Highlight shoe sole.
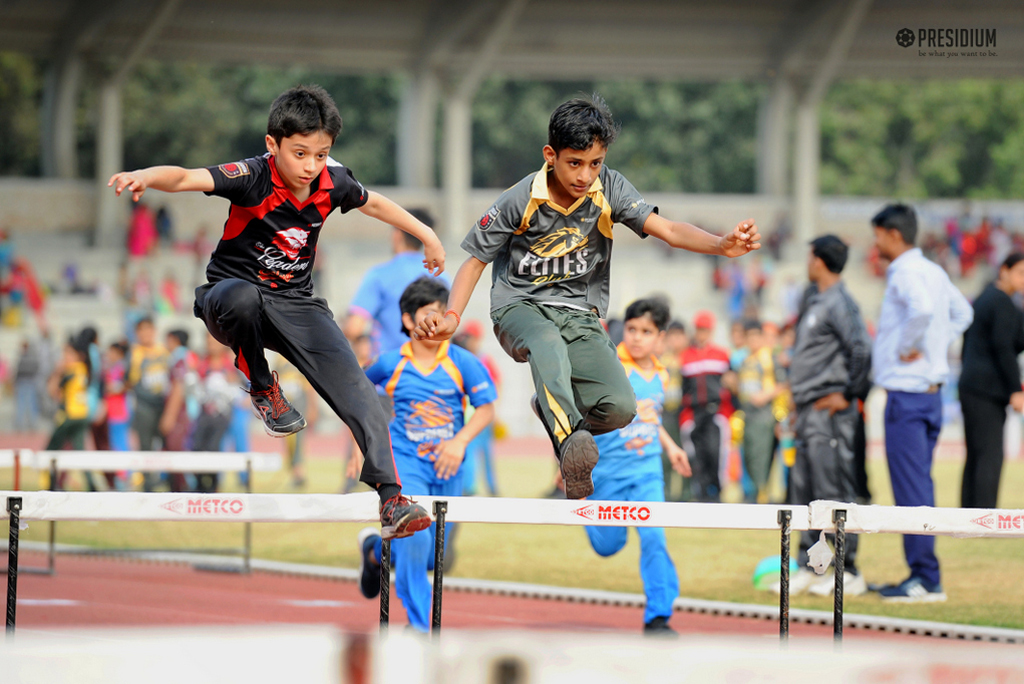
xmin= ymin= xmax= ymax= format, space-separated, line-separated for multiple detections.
xmin=381 ymin=509 xmax=432 ymax=540
xmin=560 ymin=430 xmax=598 ymax=500
xmin=880 ymin=592 xmax=947 ymax=603
xmin=257 ymin=414 xmax=307 ymax=438
xmin=356 ymin=527 xmax=381 ymax=599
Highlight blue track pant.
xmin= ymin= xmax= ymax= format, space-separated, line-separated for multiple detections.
xmin=585 ymin=474 xmax=679 ymax=624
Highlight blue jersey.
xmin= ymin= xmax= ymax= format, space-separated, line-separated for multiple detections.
xmin=366 ymin=341 xmax=497 ymax=483
xmin=593 ymin=344 xmax=668 ymax=483
xmin=350 ymin=252 xmax=451 ymax=355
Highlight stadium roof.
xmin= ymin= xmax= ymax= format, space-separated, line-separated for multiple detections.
xmin=3 ymin=0 xmax=1022 ymax=80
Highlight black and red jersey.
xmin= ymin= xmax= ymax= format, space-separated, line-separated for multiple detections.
xmin=204 ymin=154 xmax=368 ymax=295
xmin=681 ymin=343 xmax=731 ymax=413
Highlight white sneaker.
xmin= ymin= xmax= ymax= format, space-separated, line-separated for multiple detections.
xmin=771 ymin=568 xmax=823 ymax=595
xmin=808 ymin=571 xmax=868 ymax=597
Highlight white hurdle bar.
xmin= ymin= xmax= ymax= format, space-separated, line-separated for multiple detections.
xmin=3 ymin=492 xmax=1022 ymax=640
xmin=4 ymin=451 xmax=282 ymax=577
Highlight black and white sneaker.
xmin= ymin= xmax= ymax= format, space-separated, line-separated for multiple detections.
xmin=248 ymin=371 xmax=306 ymax=437
xmin=559 ymin=429 xmax=599 ymax=500
xmin=357 ymin=527 xmax=382 ymax=599
xmin=380 ymin=494 xmax=431 ymax=540
xmin=643 ymin=616 xmax=678 ymax=637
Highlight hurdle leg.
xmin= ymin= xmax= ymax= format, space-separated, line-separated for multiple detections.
xmin=379 ymin=538 xmax=391 ymax=633
xmin=243 ymin=459 xmax=253 ymax=574
xmin=47 ymin=459 xmax=57 ymax=575
xmin=7 ymin=496 xmax=22 ymax=636
xmin=777 ymin=509 xmax=791 ymax=643
xmin=431 ymin=500 xmax=448 ymax=637
xmin=833 ymin=509 xmax=846 ymax=644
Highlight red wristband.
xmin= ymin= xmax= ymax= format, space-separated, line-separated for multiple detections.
xmin=444 ymin=309 xmax=461 ymax=328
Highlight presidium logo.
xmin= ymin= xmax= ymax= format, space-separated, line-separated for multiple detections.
xmin=895 ymin=27 xmax=997 ymax=54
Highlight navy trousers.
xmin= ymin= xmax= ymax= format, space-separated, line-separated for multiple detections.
xmin=883 ymin=390 xmax=942 ymax=586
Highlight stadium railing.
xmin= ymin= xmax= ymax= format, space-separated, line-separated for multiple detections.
xmin=3 ymin=489 xmax=1021 ymax=640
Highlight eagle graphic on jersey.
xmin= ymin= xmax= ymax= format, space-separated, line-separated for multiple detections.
xmin=530 ymin=226 xmax=589 ymax=259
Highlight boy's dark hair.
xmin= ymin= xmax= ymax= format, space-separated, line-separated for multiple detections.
xmin=743 ymin=318 xmax=763 ymax=333
xmin=548 ymin=94 xmax=620 ymax=153
xmin=167 ymin=329 xmax=189 ymax=348
xmin=623 ymin=298 xmax=670 ymax=331
xmin=1002 ymin=252 xmax=1024 ymax=271
xmin=810 ymin=235 xmax=849 ymax=274
xmin=268 ymin=84 xmax=343 ymax=145
xmin=135 ymin=317 xmax=154 ymax=330
xmin=397 ymin=208 xmax=435 ymax=251
xmin=871 ymin=203 xmax=917 ymax=246
xmin=667 ymin=320 xmax=686 ymax=334
xmin=399 ymin=277 xmax=450 ymax=337
xmin=109 ymin=341 xmax=128 ymax=356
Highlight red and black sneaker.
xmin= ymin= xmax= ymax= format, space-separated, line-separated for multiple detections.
xmin=380 ymin=494 xmax=431 ymax=540
xmin=248 ymin=371 xmax=306 ymax=437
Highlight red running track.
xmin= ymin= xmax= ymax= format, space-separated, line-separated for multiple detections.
xmin=6 ymin=550 xmax=1006 ymax=650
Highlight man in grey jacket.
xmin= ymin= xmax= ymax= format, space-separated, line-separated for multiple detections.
xmin=785 ymin=235 xmax=872 ymax=596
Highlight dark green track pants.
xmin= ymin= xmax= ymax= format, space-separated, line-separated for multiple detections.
xmin=492 ymin=301 xmax=636 ymax=446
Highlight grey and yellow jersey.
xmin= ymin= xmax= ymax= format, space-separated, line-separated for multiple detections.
xmin=461 ymin=164 xmax=657 ymax=317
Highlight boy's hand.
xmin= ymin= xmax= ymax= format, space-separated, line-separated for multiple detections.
xmin=412 ymin=311 xmax=458 ymax=341
xmin=666 ymin=443 xmax=692 ymax=477
xmin=719 ymin=219 xmax=761 ymax=258
xmin=346 ymin=449 xmax=363 ymax=481
xmin=431 ymin=438 xmax=466 ymax=480
xmin=109 ymin=171 xmax=148 ymax=202
xmin=422 ymin=237 xmax=446 ymax=276
xmin=813 ymin=392 xmax=850 ymax=416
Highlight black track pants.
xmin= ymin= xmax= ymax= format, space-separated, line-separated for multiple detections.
xmin=195 ymin=279 xmax=399 ymax=487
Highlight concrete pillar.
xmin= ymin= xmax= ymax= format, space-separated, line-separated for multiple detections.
xmin=792 ymin=97 xmax=821 ymax=243
xmin=397 ymin=71 xmax=440 ymax=188
xmin=756 ymin=78 xmax=793 ymax=196
xmin=442 ymin=93 xmax=473 ymax=238
xmin=95 ymin=82 xmax=126 ymax=248
xmin=41 ymin=56 xmax=83 ymax=178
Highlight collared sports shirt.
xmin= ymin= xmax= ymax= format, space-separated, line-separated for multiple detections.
xmin=461 ymin=164 xmax=656 ymax=317
xmin=365 ymin=341 xmax=497 ymax=483
xmin=593 ymin=343 xmax=668 ymax=482
xmin=204 ymin=154 xmax=368 ymax=294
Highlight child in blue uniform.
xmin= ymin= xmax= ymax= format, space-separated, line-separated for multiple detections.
xmin=587 ymin=298 xmax=691 ymax=635
xmin=356 ymin=277 xmax=497 ymax=632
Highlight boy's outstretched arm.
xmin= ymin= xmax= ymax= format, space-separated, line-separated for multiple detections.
xmin=108 ymin=166 xmax=215 ymax=202
xmin=643 ymin=214 xmax=760 ymax=258
xmin=413 ymin=256 xmax=487 ymax=341
xmin=359 ymin=191 xmax=445 ymax=276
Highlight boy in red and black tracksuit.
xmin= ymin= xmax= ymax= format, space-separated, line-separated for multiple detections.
xmin=109 ymin=85 xmax=440 ymax=538
xmin=681 ymin=310 xmax=731 ymax=502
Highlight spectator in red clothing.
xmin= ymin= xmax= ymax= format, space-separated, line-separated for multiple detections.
xmin=127 ymin=203 xmax=158 ymax=258
xmin=680 ymin=310 xmax=732 ymax=502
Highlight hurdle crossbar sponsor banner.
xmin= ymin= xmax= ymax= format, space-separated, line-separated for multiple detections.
xmin=27 ymin=450 xmax=282 ymax=473
xmin=809 ymin=500 xmax=1024 ymax=538
xmin=2 ymin=491 xmax=809 ymax=530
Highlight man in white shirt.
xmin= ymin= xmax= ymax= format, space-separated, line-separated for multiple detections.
xmin=871 ymin=204 xmax=973 ymax=603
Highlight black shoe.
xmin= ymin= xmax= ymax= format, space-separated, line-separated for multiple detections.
xmin=357 ymin=527 xmax=381 ymax=599
xmin=643 ymin=616 xmax=678 ymax=637
xmin=248 ymin=371 xmax=306 ymax=437
xmin=380 ymin=494 xmax=432 ymax=540
xmin=530 ymin=394 xmax=560 ymax=457
xmin=559 ymin=429 xmax=599 ymax=500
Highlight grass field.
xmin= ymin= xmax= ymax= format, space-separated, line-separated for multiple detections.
xmin=4 ymin=452 xmax=1023 ymax=630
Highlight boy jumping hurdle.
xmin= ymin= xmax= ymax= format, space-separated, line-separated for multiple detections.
xmin=415 ymin=94 xmax=759 ymax=499
xmin=109 ymin=85 xmax=440 ymax=537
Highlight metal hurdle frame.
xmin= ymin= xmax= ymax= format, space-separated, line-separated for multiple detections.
xmin=12 ymin=451 xmax=280 ymax=575
xmin=6 ymin=493 xmax=1022 ymax=640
